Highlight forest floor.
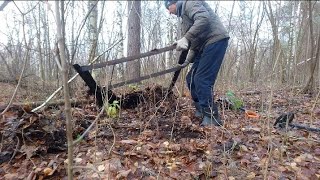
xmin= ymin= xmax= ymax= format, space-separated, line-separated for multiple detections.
xmin=0 ymin=83 xmax=320 ymax=180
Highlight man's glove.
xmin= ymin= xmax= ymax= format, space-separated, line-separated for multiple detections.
xmin=179 ymin=50 xmax=195 ymax=67
xmin=175 ymin=37 xmax=189 ymax=51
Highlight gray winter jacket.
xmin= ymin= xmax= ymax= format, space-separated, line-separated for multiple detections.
xmin=179 ymin=1 xmax=229 ymax=51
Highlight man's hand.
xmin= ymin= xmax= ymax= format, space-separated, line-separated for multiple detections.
xmin=175 ymin=37 xmax=189 ymax=51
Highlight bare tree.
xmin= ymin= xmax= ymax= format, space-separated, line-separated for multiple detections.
xmin=264 ymin=1 xmax=285 ymax=84
xmin=126 ymin=1 xmax=141 ymax=80
xmin=55 ymin=1 xmax=73 ymax=179
xmin=303 ymin=1 xmax=318 ymax=93
xmin=87 ymin=0 xmax=98 ymax=82
xmin=0 ymin=2 xmax=36 ymax=115
xmin=115 ymin=1 xmax=125 ymax=81
xmin=0 ymin=0 xmax=11 ymax=11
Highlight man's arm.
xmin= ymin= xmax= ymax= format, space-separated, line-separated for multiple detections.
xmin=184 ymin=1 xmax=210 ymax=43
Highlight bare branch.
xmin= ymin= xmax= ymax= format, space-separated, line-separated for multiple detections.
xmin=0 ymin=0 xmax=11 ymax=11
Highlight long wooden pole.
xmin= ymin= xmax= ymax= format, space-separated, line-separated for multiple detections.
xmin=80 ymin=44 xmax=176 ymax=71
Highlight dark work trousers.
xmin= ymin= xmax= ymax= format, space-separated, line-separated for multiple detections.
xmin=186 ymin=38 xmax=229 ymax=109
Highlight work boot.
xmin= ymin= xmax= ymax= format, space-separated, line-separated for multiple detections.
xmin=193 ymin=102 xmax=202 ymax=118
xmin=200 ymin=105 xmax=223 ymax=126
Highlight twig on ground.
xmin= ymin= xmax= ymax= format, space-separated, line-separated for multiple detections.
xmin=9 ymin=136 xmax=20 ymax=164
xmin=1 ymin=99 xmax=93 ymax=112
xmin=73 ymin=107 xmax=104 ymax=146
xmin=107 ymin=123 xmax=116 ymax=156
xmin=143 ymin=88 xmax=170 ymax=132
xmin=73 ymin=166 xmax=102 ymax=179
xmin=169 ymin=101 xmax=179 ymax=142
xmin=289 ymin=136 xmax=320 ymax=143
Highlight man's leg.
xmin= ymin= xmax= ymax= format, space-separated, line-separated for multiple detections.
xmin=186 ymin=54 xmax=201 ymax=117
xmin=194 ymin=38 xmax=229 ymax=126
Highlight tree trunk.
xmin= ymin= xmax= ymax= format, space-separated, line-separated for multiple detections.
xmin=116 ymin=1 xmax=125 ymax=81
xmin=55 ymin=1 xmax=73 ymax=179
xmin=248 ymin=2 xmax=264 ymax=82
xmin=88 ymin=0 xmax=98 ymax=79
xmin=126 ymin=0 xmax=141 ymax=80
xmin=37 ymin=3 xmax=45 ymax=88
xmin=265 ymin=1 xmax=283 ymax=84
xmin=302 ymin=1 xmax=317 ymax=93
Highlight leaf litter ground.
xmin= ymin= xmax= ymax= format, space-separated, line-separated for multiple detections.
xmin=0 ymin=85 xmax=320 ymax=179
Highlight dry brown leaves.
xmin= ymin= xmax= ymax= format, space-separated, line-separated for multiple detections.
xmin=0 ymin=87 xmax=319 ymax=179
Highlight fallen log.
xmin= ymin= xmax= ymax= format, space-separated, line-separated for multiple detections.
xmin=0 ymin=99 xmax=93 ymax=112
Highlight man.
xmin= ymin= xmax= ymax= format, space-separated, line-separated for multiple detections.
xmin=165 ymin=0 xmax=229 ymax=126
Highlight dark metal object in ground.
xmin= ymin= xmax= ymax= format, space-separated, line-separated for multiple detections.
xmin=73 ymin=45 xmax=189 ymax=107
xmin=73 ymin=64 xmax=118 ymax=107
xmin=274 ymin=112 xmax=320 ymax=133
xmin=168 ymin=50 xmax=188 ymax=91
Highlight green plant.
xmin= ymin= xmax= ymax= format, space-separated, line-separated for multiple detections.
xmin=128 ymin=84 xmax=138 ymax=91
xmin=226 ymin=90 xmax=244 ymax=110
xmin=75 ymin=134 xmax=83 ymax=142
xmin=106 ymin=100 xmax=120 ymax=118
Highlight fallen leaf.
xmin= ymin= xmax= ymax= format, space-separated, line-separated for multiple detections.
xmin=246 ymin=172 xmax=256 ymax=179
xmin=43 ymin=167 xmax=53 ymax=176
xmin=119 ymin=139 xmax=138 ymax=144
xmin=141 ymin=130 xmax=154 ymax=137
xmin=239 ymin=145 xmax=248 ymax=152
xmin=163 ymin=141 xmax=169 ymax=147
xmin=88 ymin=130 xmax=97 ymax=139
xmin=249 ymin=127 xmax=261 ymax=132
xmin=288 ymin=162 xmax=300 ymax=172
xmin=169 ymin=143 xmax=181 ymax=151
xmin=98 ymin=165 xmax=105 ymax=172
xmin=297 ymin=173 xmax=311 ymax=180
xmin=104 ymin=158 xmax=123 ymax=173
xmin=304 ymin=153 xmax=313 ymax=160
xmin=143 ymin=176 xmax=157 ymax=180
xmin=273 ymin=148 xmax=281 ymax=160
xmin=241 ymin=126 xmax=261 ymax=132
xmin=240 ymin=158 xmax=250 ymax=167
xmin=278 ymin=166 xmax=287 ymax=172
xmin=116 ymin=169 xmax=131 ymax=179
xmin=4 ymin=173 xmax=19 ymax=180
xmin=181 ymin=116 xmax=192 ymax=126
xmin=91 ymin=173 xmax=99 ymax=178
xmin=230 ymin=123 xmax=239 ymax=129
xmin=314 ymin=148 xmax=320 ymax=156
xmin=300 ymin=167 xmax=316 ymax=178
xmin=95 ymin=152 xmax=103 ymax=157
xmin=253 ymin=155 xmax=261 ymax=162
xmin=26 ymin=171 xmax=36 ymax=180
xmin=294 ymin=155 xmax=303 ymax=163
xmin=74 ymin=157 xmax=82 ymax=163
xmin=20 ymin=144 xmax=38 ymax=159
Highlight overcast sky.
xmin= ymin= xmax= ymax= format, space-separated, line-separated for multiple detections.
xmin=0 ymin=1 xmax=248 ymax=51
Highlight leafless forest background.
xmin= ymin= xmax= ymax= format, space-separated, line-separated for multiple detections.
xmin=0 ymin=1 xmax=320 ymax=179
xmin=0 ymin=1 xmax=319 ymax=101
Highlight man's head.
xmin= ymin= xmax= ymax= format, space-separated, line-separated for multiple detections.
xmin=164 ymin=0 xmax=178 ymax=15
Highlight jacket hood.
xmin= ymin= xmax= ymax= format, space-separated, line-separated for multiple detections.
xmin=176 ymin=1 xmax=183 ymax=17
